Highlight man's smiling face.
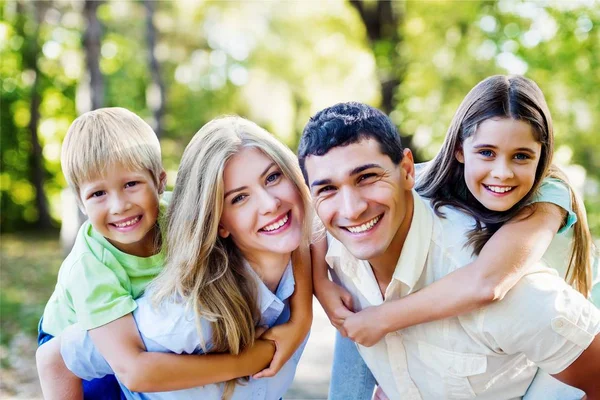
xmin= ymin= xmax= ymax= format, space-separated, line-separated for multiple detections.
xmin=305 ymin=138 xmax=415 ymax=264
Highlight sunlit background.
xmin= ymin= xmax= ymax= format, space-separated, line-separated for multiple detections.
xmin=1 ymin=0 xmax=599 ymax=397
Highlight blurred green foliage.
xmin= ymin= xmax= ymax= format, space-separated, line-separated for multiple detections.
xmin=1 ymin=0 xmax=599 ymax=234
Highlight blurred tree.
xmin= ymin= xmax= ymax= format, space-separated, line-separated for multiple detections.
xmin=83 ymin=0 xmax=104 ymax=110
xmin=143 ymin=0 xmax=165 ymax=137
xmin=349 ymin=0 xmax=417 ymax=158
xmin=24 ymin=1 xmax=52 ymax=229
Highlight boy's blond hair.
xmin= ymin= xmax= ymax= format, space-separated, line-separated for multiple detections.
xmin=61 ymin=107 xmax=163 ymax=203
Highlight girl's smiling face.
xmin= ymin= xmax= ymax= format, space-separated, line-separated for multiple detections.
xmin=456 ymin=118 xmax=542 ymax=212
xmin=218 ymin=147 xmax=304 ymax=262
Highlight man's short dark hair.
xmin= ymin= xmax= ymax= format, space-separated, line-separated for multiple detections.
xmin=297 ymin=102 xmax=404 ymax=182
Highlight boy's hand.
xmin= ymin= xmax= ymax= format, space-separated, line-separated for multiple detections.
xmin=314 ymin=278 xmax=354 ymax=335
xmin=343 ymin=305 xmax=387 ymax=347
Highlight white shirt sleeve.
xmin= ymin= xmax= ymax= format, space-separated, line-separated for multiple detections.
xmin=477 ymin=269 xmax=600 ymax=374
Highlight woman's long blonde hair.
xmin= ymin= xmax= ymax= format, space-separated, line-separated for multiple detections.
xmin=149 ymin=116 xmax=313 ymax=397
xmin=417 ymin=75 xmax=594 ymax=296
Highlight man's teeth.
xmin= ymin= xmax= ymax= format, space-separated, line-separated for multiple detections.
xmin=486 ymin=185 xmax=514 ymax=193
xmin=114 ymin=216 xmax=140 ymax=228
xmin=347 ymin=215 xmax=381 ymax=234
xmin=262 ymin=213 xmax=289 ymax=232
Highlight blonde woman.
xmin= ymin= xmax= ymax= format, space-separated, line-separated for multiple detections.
xmin=57 ymin=116 xmax=315 ymax=399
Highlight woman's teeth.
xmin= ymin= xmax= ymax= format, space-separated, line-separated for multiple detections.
xmin=347 ymin=215 xmax=381 ymax=233
xmin=262 ymin=213 xmax=289 ymax=232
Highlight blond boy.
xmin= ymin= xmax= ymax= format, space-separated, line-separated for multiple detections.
xmin=37 ymin=107 xmax=167 ymax=398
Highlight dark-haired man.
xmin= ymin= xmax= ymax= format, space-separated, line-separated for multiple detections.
xmin=299 ymin=102 xmax=600 ymax=399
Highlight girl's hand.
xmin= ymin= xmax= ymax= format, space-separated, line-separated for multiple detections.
xmin=252 ymin=320 xmax=306 ymax=379
xmin=314 ymin=278 xmax=355 ymax=335
xmin=373 ymin=386 xmax=390 ymax=400
xmin=343 ymin=305 xmax=388 ymax=347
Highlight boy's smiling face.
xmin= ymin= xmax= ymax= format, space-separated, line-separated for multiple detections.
xmin=79 ymin=164 xmax=165 ymax=257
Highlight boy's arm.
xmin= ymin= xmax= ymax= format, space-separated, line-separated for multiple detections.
xmin=87 ymin=313 xmax=275 ymax=392
xmin=343 ymin=202 xmax=566 ymax=347
xmin=36 ymin=338 xmax=83 ymax=400
xmin=254 ymin=246 xmax=313 ymax=378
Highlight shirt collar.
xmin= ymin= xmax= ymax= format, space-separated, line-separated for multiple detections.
xmin=390 ymin=190 xmax=434 ymax=293
xmin=245 ymin=260 xmax=295 ymax=316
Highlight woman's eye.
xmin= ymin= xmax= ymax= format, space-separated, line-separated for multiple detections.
xmin=478 ymin=150 xmax=494 ymax=157
xmin=266 ymin=172 xmax=281 ymax=184
xmin=231 ymin=194 xmax=247 ymax=204
xmin=514 ymin=153 xmax=530 ymax=160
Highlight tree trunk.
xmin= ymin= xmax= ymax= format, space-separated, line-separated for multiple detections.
xmin=349 ymin=1 xmax=418 ymax=159
xmin=24 ymin=1 xmax=53 ymax=229
xmin=144 ymin=0 xmax=165 ymax=138
xmin=83 ymin=0 xmax=104 ymax=110
xmin=61 ymin=0 xmax=105 ymax=253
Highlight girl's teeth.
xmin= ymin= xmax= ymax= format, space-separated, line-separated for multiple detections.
xmin=486 ymin=185 xmax=513 ymax=193
xmin=262 ymin=214 xmax=289 ymax=232
xmin=347 ymin=215 xmax=381 ymax=234
xmin=114 ymin=216 xmax=140 ymax=228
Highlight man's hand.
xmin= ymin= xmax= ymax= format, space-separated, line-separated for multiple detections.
xmin=343 ymin=305 xmax=388 ymax=347
xmin=314 ymin=278 xmax=355 ymax=335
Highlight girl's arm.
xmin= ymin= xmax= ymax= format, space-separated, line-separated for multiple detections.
xmin=36 ymin=338 xmax=83 ymax=400
xmin=254 ymin=246 xmax=313 ymax=378
xmin=88 ymin=313 xmax=275 ymax=392
xmin=343 ymin=202 xmax=567 ymax=347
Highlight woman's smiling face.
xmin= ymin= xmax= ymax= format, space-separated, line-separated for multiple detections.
xmin=218 ymin=147 xmax=304 ymax=261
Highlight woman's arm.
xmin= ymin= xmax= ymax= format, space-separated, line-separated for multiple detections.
xmin=254 ymin=246 xmax=313 ymax=378
xmin=88 ymin=313 xmax=275 ymax=392
xmin=311 ymin=237 xmax=355 ymax=334
xmin=342 ymin=202 xmax=566 ymax=347
xmin=36 ymin=338 xmax=83 ymax=400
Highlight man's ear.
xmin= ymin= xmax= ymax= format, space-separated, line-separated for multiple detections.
xmin=158 ymin=170 xmax=167 ymax=194
xmin=218 ymin=224 xmax=230 ymax=239
xmin=455 ymin=148 xmax=465 ymax=163
xmin=400 ymin=148 xmax=415 ymax=190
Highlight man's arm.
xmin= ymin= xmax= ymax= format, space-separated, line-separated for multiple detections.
xmin=553 ymin=334 xmax=600 ymax=398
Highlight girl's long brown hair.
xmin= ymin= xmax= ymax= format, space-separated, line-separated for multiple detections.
xmin=416 ymin=75 xmax=593 ymax=296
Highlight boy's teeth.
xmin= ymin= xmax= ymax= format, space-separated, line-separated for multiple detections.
xmin=114 ymin=216 xmax=140 ymax=228
xmin=262 ymin=213 xmax=289 ymax=232
xmin=347 ymin=215 xmax=381 ymax=234
xmin=486 ymin=185 xmax=514 ymax=193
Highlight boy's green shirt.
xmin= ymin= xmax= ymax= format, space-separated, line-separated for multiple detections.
xmin=41 ymin=192 xmax=171 ymax=336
